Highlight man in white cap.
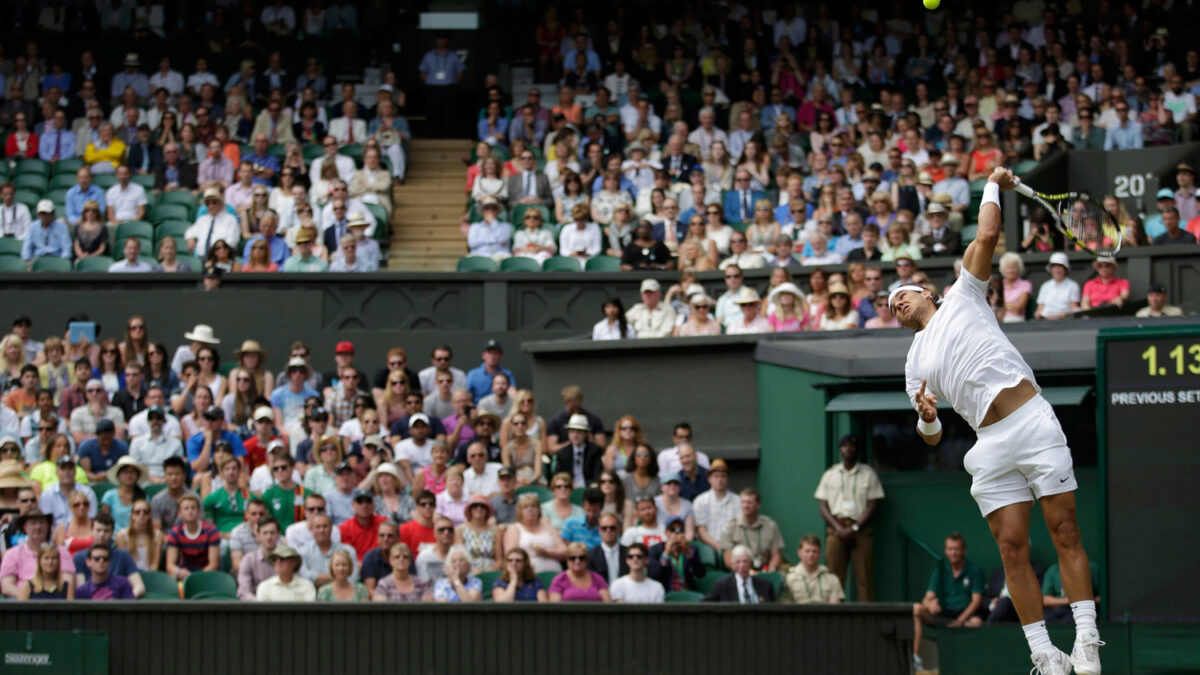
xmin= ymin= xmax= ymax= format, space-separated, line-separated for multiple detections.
xmin=724 ymin=288 xmax=770 ymax=334
xmin=626 ymin=279 xmax=677 ymax=338
xmin=554 ymin=413 xmax=604 ymax=485
xmin=185 ymin=188 xmax=240 ymax=257
xmin=170 ymin=324 xmax=221 ymax=376
xmin=110 ymin=53 xmax=150 ymax=100
xmin=1033 ymin=253 xmax=1081 ymax=320
xmin=345 ymin=213 xmax=380 ymax=270
xmin=19 ymin=200 xmax=71 ymax=263
xmin=466 ymin=198 xmax=513 ymax=261
xmin=918 ymin=203 xmax=962 ymax=257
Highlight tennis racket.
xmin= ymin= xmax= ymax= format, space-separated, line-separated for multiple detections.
xmin=1012 ymin=180 xmax=1125 ymax=257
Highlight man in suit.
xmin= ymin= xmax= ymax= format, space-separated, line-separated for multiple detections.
xmin=649 ymin=515 xmax=707 ymax=591
xmin=553 ymin=414 xmax=604 ymax=486
xmin=587 ymin=512 xmax=628 ymax=587
xmin=723 ymin=170 xmax=768 ymax=224
xmin=918 ymin=203 xmax=962 ymax=257
xmin=831 ymin=188 xmax=871 ymax=237
xmin=703 ymin=545 xmax=776 ymax=603
xmin=660 ymin=135 xmax=699 ymax=183
xmin=329 ymin=100 xmax=368 ymax=146
xmin=251 ymin=99 xmax=296 ymax=146
xmin=760 ymin=86 xmax=797 ymax=132
xmin=505 ymin=149 xmax=553 ymax=212
xmin=125 ymin=125 xmax=162 ymax=175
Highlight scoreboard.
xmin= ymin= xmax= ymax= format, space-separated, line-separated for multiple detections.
xmin=1098 ymin=325 xmax=1200 ymax=620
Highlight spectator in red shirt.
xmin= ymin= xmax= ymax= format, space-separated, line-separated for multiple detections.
xmin=165 ymin=494 xmax=220 ymax=581
xmin=398 ymin=489 xmax=437 ymax=556
xmin=1080 ymin=256 xmax=1130 ymax=309
xmin=242 ymin=406 xmax=282 ymax=472
xmin=339 ymin=488 xmax=386 ymax=562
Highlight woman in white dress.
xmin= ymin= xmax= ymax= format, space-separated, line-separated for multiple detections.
xmin=502 ymin=494 xmax=565 ymax=574
xmin=592 ymin=298 xmax=636 ymax=340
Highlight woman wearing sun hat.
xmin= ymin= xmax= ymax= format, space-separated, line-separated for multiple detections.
xmin=170 ymin=324 xmax=222 ymax=376
xmin=102 ymin=456 xmax=147 ymax=531
xmin=234 ymin=339 xmax=273 ymax=396
xmin=818 ymin=282 xmax=860 ymax=331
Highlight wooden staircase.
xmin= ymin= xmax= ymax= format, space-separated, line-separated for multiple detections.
xmin=388 ymin=138 xmax=471 ymax=271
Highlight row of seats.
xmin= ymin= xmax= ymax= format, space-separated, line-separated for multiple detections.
xmin=457 ymin=254 xmax=623 ymax=272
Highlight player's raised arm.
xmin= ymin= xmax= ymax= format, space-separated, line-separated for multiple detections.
xmin=914 ymin=380 xmax=942 ymax=446
xmin=962 ymin=167 xmax=1016 ymax=281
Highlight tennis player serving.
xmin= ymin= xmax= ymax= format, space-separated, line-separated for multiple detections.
xmin=892 ymin=167 xmax=1102 ymax=675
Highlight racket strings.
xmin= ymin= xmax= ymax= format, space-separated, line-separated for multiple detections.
xmin=1057 ymin=198 xmax=1121 ymax=254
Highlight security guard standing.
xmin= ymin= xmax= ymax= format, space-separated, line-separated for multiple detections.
xmin=814 ymin=434 xmax=884 ymax=601
xmin=418 ymin=34 xmax=465 ymax=138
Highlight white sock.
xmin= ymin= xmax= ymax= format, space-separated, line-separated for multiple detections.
xmin=1023 ymin=621 xmax=1054 ymax=654
xmin=1071 ymin=599 xmax=1098 ymax=636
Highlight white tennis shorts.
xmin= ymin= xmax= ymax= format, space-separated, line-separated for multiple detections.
xmin=963 ymin=395 xmax=1078 ymax=517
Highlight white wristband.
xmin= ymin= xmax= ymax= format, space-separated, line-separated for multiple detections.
xmin=982 ymin=182 xmax=1001 ymax=209
xmin=917 ymin=416 xmax=942 ymax=436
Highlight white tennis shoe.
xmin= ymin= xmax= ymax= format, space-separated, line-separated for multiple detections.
xmin=1071 ymin=628 xmax=1105 ymax=675
xmin=1030 ymin=648 xmax=1072 ymax=675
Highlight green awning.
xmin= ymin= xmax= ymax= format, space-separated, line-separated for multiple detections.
xmin=824 ymin=386 xmax=1093 ymax=412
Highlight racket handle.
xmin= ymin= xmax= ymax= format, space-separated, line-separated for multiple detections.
xmin=1013 ymin=182 xmax=1035 ymax=199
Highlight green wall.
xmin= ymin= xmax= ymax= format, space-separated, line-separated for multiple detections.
xmin=755 ymin=363 xmax=842 ymax=554
xmin=756 ymin=362 xmax=1102 ymax=603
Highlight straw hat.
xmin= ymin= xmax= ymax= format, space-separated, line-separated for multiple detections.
xmin=372 ymin=462 xmax=404 ymax=492
xmin=234 ymin=339 xmax=267 ymax=360
xmin=106 ymin=455 xmax=147 ymax=485
xmin=0 ymin=459 xmax=30 ymax=489
xmin=827 ymin=282 xmax=851 ymax=298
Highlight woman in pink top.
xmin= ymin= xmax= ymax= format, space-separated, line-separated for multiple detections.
xmin=766 ymin=282 xmax=810 ymax=332
xmin=415 ymin=441 xmax=451 ymax=495
xmin=548 ymin=542 xmax=610 ymax=602
xmin=998 ymin=252 xmax=1032 ymax=323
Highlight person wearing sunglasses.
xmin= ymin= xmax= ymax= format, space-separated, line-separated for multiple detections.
xmin=608 ymin=542 xmax=663 ymax=603
xmin=549 ymin=541 xmax=611 ymax=602
xmin=75 ymin=541 xmax=135 ymax=600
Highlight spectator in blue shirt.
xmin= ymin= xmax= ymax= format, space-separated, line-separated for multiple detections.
xmin=241 ymin=211 xmax=289 ymax=266
xmin=65 ymin=167 xmax=106 ymax=225
xmin=561 ymin=488 xmax=604 ymax=549
xmin=1104 ymin=103 xmax=1143 ymax=150
xmin=72 ymin=514 xmax=143 ymax=597
xmin=184 ymin=407 xmax=247 ymax=472
xmin=38 ymin=109 xmax=76 ymax=163
xmin=110 ymin=53 xmax=150 ymax=100
xmin=465 ymin=340 xmax=515 ymax=403
xmin=242 ymin=133 xmax=281 ymax=186
xmin=21 ymin=201 xmax=72 ymax=262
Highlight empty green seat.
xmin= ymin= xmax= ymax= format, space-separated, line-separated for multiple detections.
xmin=536 ymin=571 xmax=559 ymax=591
xmin=0 ymin=257 xmax=26 ymax=272
xmin=31 ymin=256 xmax=71 ymax=272
xmin=116 ymin=221 xmax=153 ymax=241
xmin=132 ymin=174 xmax=155 ymax=190
xmin=499 ymin=256 xmax=540 ymax=272
xmin=141 ymin=570 xmax=180 ymax=600
xmin=160 ymin=191 xmax=198 ymax=210
xmin=514 ymin=485 xmax=552 ymax=502
xmin=12 ymin=189 xmax=38 ymax=210
xmin=692 ymin=540 xmax=722 ymax=571
xmin=303 ymin=144 xmax=325 ymax=162
xmin=339 ymin=143 xmax=364 ymax=167
xmin=15 ymin=158 xmax=50 ymax=177
xmin=542 ymin=256 xmax=581 ymax=272
xmin=43 ymin=188 xmax=69 ymax=206
xmin=456 ymin=256 xmax=498 ymax=272
xmin=156 ymin=220 xmax=191 ymax=241
xmin=665 ymin=590 xmax=705 ymax=602
xmin=89 ymin=481 xmax=115 ymax=500
xmin=0 ymin=238 xmax=22 ymax=256
xmin=74 ymin=257 xmax=114 ymax=272
xmin=48 ymin=173 xmax=79 ymax=190
xmin=182 ymin=570 xmax=237 ymax=600
xmin=151 ymin=203 xmax=190 ymax=224
xmin=695 ymin=571 xmax=729 ymax=595
xmin=476 ymin=570 xmax=502 ymax=598
xmin=93 ymin=174 xmax=117 ymax=189
xmin=13 ymin=174 xmax=47 ymax=193
xmin=584 ymin=255 xmax=621 ymax=271
xmin=52 ymin=157 xmax=85 ymax=176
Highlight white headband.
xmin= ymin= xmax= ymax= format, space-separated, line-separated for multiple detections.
xmin=888 ymin=284 xmax=928 ymax=310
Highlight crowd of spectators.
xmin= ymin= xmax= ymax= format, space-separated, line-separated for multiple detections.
xmin=0 ymin=14 xmax=411 ymax=273
xmin=462 ymin=1 xmax=1200 ymax=272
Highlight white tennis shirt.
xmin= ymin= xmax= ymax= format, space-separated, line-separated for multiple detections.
xmin=904 ymin=270 xmax=1040 ymax=431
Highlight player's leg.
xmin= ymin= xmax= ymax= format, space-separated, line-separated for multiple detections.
xmin=1040 ymin=490 xmax=1104 ymax=674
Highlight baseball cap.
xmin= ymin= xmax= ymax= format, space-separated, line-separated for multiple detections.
xmin=335 ymin=341 xmax=355 ymax=354
xmin=334 ymin=461 xmax=353 ymax=474
xmin=498 ymin=466 xmax=516 ymax=478
xmin=1046 ymin=252 xmax=1070 ymax=272
xmin=664 ymin=515 xmax=686 ymax=530
xmin=838 ymin=434 xmax=859 ymax=447
xmin=286 ymin=356 xmax=308 ymax=370
xmin=640 ymin=279 xmax=661 ymax=293
xmin=36 ymin=199 xmax=55 ymax=214
xmin=1156 ymin=188 xmax=1175 ymax=200
xmin=56 ymin=455 xmax=75 ymax=467
xmin=1148 ymin=283 xmax=1167 ymax=294
xmin=660 ymin=471 xmax=681 ymax=484
xmin=409 ymin=413 xmax=430 ymax=427
xmin=482 ymin=339 xmax=503 ymax=352
xmin=96 ymin=418 xmax=116 ymax=434
xmin=362 ymin=434 xmax=383 ymax=448
xmin=351 ymin=488 xmax=374 ymax=501
xmin=202 ymin=406 xmax=225 ymax=421
xmin=146 ymin=406 xmax=166 ymax=420
xmin=253 ymin=406 xmax=274 ymax=422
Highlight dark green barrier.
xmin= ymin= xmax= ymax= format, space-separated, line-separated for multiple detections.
xmin=0 ymin=631 xmax=108 ymax=675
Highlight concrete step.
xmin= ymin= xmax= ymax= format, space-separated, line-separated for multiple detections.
xmin=387 ymin=138 xmax=473 ymax=271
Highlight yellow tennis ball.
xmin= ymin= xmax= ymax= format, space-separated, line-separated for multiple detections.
xmin=923 ymin=0 xmax=940 ymax=8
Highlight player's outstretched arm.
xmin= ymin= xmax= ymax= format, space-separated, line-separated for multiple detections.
xmin=961 ymin=167 xmax=1016 ymax=281
xmin=914 ymin=380 xmax=942 ymax=446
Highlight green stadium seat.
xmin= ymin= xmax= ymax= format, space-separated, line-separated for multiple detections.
xmin=302 ymin=144 xmax=325 ymax=162
xmin=43 ymin=188 xmax=68 ymax=206
xmin=514 ymin=485 xmax=552 ymax=502
xmin=12 ymin=189 xmax=38 ymax=210
xmin=160 ymin=191 xmax=198 ymax=210
xmin=144 ymin=191 xmax=160 ymax=210
xmin=536 ymin=571 xmax=559 ymax=591
xmin=31 ymin=256 xmax=71 ymax=272
xmin=15 ymin=158 xmax=50 ymax=177
xmin=132 ymin=174 xmax=155 ymax=190
xmin=476 ymin=570 xmax=502 ymax=599
xmin=93 ymin=174 xmax=117 ymax=189
xmin=339 ymin=144 xmax=364 ymax=167
xmin=584 ymin=255 xmax=622 ymax=271
xmin=74 ymin=257 xmax=114 ymax=272
xmin=0 ymin=238 xmax=21 ymax=256
xmin=156 ymin=220 xmax=191 ymax=242
xmin=0 ymin=257 xmax=26 ymax=272
xmin=1012 ymin=159 xmax=1039 ymax=177
xmin=499 ymin=256 xmax=540 ymax=272
xmin=13 ymin=174 xmax=47 ymax=193
xmin=90 ymin=481 xmax=115 ymax=500
xmin=569 ymin=487 xmax=585 ymax=506
xmin=48 ymin=173 xmax=79 ymax=190
xmin=456 ymin=256 xmax=498 ymax=272
xmin=267 ymin=144 xmax=287 ymax=161
xmin=696 ymin=571 xmax=729 ymax=595
xmin=692 ymin=540 xmax=722 ymax=571
xmin=141 ymin=570 xmax=181 ymax=600
xmin=665 ymin=590 xmax=705 ymax=603
xmin=756 ymin=572 xmax=784 ymax=598
xmin=364 ymin=203 xmax=389 ymax=241
xmin=176 ymin=254 xmax=203 ymax=272
xmin=144 ymin=483 xmax=167 ymax=500
xmin=52 ymin=157 xmax=85 ymax=176
xmin=961 ymin=224 xmax=979 ymax=245
xmin=969 ymin=178 xmax=988 ymax=197
xmin=151 ymin=203 xmax=191 ymax=224
xmin=542 ymin=256 xmax=581 ymax=272
xmin=183 ymin=570 xmax=237 ymax=600
xmin=116 ymin=221 xmax=154 ymax=241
